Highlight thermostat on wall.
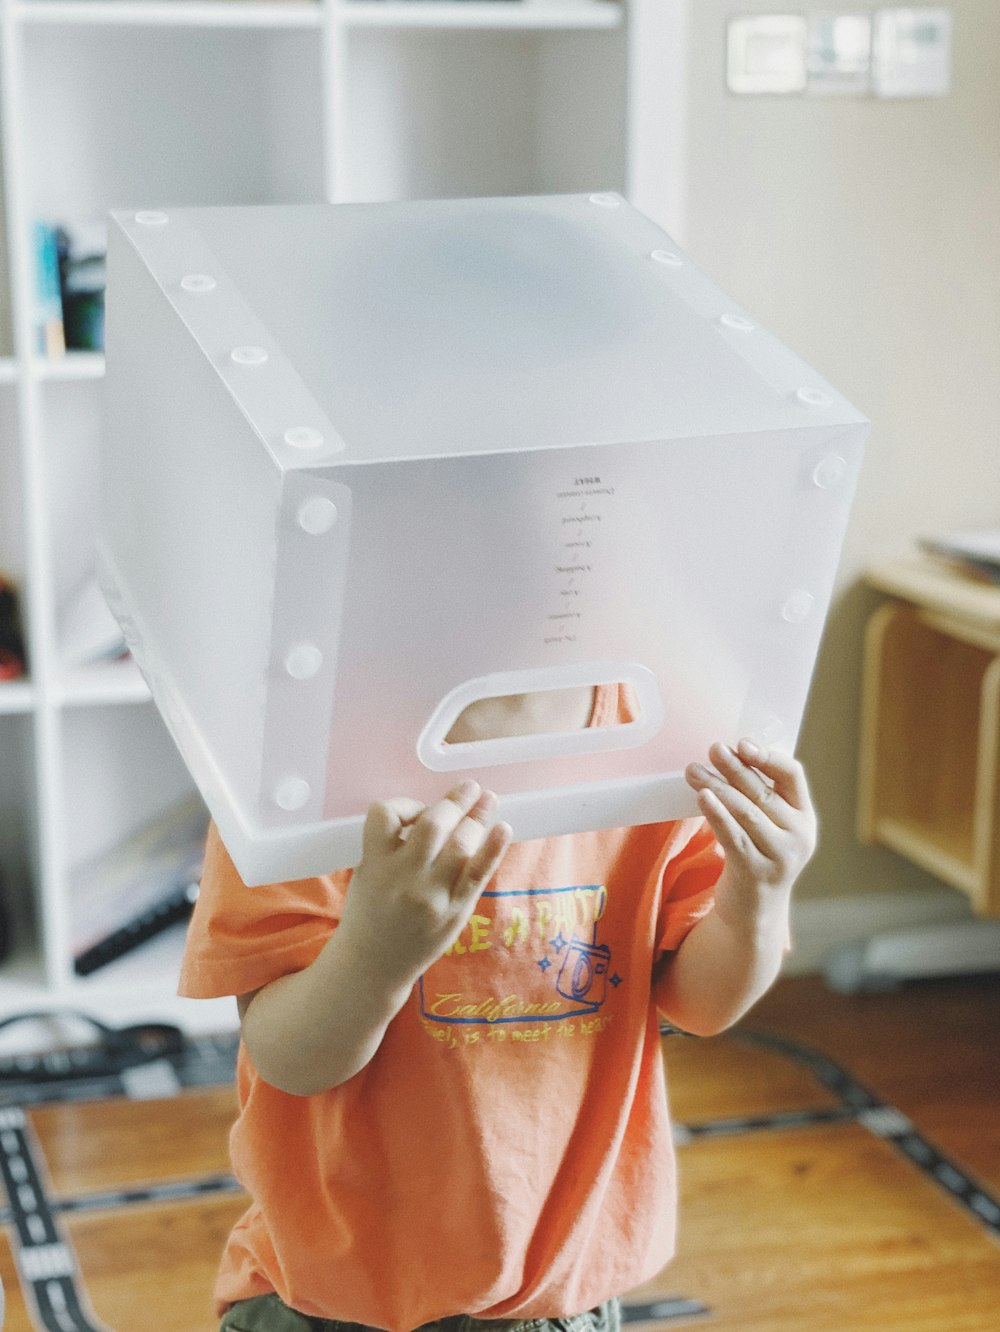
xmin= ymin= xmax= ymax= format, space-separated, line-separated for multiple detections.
xmin=873 ymin=8 xmax=952 ymax=98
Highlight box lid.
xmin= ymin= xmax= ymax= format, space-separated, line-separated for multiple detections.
xmin=111 ymin=193 xmax=867 ymax=469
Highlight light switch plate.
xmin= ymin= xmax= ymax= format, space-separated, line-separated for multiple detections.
xmin=727 ymin=15 xmax=808 ymax=94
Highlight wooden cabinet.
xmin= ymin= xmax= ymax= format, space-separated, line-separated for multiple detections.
xmin=858 ymin=558 xmax=1000 ymax=917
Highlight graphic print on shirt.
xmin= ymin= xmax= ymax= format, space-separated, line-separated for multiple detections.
xmin=418 ymin=884 xmax=623 ymax=1042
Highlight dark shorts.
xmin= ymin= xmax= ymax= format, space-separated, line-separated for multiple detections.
xmin=219 ymin=1293 xmax=622 ymax=1332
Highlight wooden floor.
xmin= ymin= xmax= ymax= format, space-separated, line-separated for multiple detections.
xmin=0 ymin=974 xmax=998 ymax=1331
xmin=643 ymin=974 xmax=1000 ymax=1331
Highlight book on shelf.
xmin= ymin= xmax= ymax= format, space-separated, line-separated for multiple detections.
xmin=60 ymin=219 xmax=107 ymax=354
xmin=71 ymin=793 xmax=209 ymax=978
xmin=32 ymin=218 xmax=107 ymax=359
xmin=919 ymin=529 xmax=1000 ymax=587
xmin=33 ymin=222 xmax=65 ymax=358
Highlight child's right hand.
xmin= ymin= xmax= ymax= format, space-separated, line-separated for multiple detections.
xmin=338 ymin=781 xmax=512 ymax=995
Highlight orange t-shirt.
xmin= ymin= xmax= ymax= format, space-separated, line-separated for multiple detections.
xmin=179 ymin=685 xmax=724 ymax=1330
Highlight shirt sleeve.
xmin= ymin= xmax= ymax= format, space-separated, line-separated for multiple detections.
xmin=653 ymin=817 xmax=725 ymax=956
xmin=178 ymin=822 xmax=351 ymax=999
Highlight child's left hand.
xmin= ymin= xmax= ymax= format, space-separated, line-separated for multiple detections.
xmin=685 ymin=739 xmax=817 ymax=932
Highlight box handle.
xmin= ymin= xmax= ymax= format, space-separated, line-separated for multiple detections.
xmin=416 ymin=662 xmax=664 ymax=772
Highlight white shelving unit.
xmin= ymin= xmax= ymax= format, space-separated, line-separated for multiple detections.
xmin=0 ymin=0 xmax=689 ymax=1031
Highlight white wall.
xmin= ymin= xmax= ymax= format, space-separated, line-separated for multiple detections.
xmin=683 ymin=0 xmax=1000 ymax=904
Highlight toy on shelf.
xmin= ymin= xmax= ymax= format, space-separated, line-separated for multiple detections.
xmin=0 ymin=575 xmax=27 ymax=682
xmin=99 ymin=193 xmax=867 ymax=883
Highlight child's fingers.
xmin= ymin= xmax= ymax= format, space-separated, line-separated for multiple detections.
xmin=436 ymin=790 xmax=499 ymax=879
xmin=363 ymin=797 xmax=426 ymax=854
xmin=453 ymin=820 xmax=513 ymax=901
xmin=405 ymin=780 xmax=483 ymax=863
xmin=736 ymin=740 xmax=812 ymax=812
xmin=696 ymin=787 xmax=769 ymax=868
xmin=689 ymin=768 xmax=784 ymax=862
xmin=707 ymin=742 xmax=796 ymax=831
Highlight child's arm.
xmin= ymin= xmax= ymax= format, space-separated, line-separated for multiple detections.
xmin=653 ymin=739 xmax=816 ymax=1037
xmin=238 ymin=781 xmax=511 ymax=1096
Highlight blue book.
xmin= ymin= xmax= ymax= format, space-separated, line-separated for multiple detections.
xmin=33 ymin=221 xmax=65 ymax=357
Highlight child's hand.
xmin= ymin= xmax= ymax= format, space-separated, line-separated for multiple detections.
xmin=339 ymin=780 xmax=512 ymax=994
xmin=685 ymin=740 xmax=816 ymax=933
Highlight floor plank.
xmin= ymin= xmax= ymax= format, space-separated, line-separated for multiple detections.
xmin=745 ymin=974 xmax=1000 ymax=1191
xmin=663 ymin=1030 xmax=838 ymax=1124
xmin=30 ymin=1086 xmax=239 ymax=1196
xmin=67 ymin=1197 xmax=249 ymax=1332
xmin=0 ymin=1229 xmax=31 ymax=1332
xmin=636 ymin=1123 xmax=1000 ymax=1330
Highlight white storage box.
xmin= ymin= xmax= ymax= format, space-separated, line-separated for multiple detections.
xmin=99 ymin=193 xmax=867 ymax=884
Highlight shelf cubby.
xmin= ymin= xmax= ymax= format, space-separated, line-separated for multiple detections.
xmin=339 ymin=22 xmax=626 ymax=201
xmin=21 ymin=21 xmax=326 ymax=221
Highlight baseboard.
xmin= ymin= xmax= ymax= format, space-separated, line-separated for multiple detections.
xmin=784 ymin=887 xmax=980 ymax=977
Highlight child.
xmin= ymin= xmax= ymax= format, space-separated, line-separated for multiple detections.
xmin=179 ymin=681 xmax=816 ymax=1332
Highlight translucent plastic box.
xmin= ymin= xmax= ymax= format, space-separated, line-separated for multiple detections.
xmin=99 ymin=194 xmax=868 ymax=885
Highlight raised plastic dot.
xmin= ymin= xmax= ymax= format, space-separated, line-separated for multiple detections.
xmin=274 ymin=777 xmax=311 ymax=812
xmin=740 ymin=708 xmax=787 ymax=748
xmin=284 ymin=426 xmax=324 ymax=450
xmin=298 ymin=497 xmax=338 ymax=535
xmin=757 ymin=715 xmax=786 ymax=745
xmin=589 ymin=193 xmax=621 ymax=208
xmin=285 ymin=643 xmax=323 ymax=680
xmin=812 ymin=454 xmax=848 ymax=489
xmin=650 ymin=249 xmax=682 ymax=267
xmin=180 ymin=274 xmax=217 ymax=293
xmin=720 ymin=313 xmax=754 ymax=333
xmin=231 ymin=346 xmax=268 ymax=366
xmin=135 ymin=210 xmax=168 ymax=226
xmin=782 ymin=591 xmax=815 ymax=624
xmin=797 ymin=386 xmax=833 ymax=408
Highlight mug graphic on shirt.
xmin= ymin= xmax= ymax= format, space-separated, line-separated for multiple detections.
xmin=417 ymin=883 xmax=621 ymax=1034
